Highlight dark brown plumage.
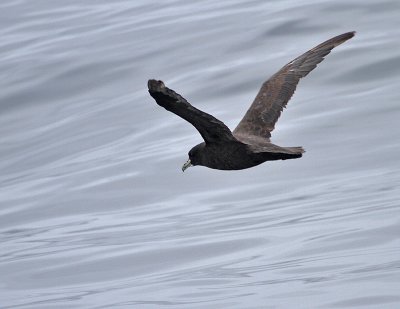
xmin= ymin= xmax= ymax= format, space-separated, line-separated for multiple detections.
xmin=148 ymin=31 xmax=355 ymax=171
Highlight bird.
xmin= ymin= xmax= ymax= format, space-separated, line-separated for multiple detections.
xmin=148 ymin=31 xmax=355 ymax=171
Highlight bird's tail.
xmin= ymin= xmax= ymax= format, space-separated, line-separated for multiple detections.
xmin=279 ymin=146 xmax=305 ymax=160
xmin=286 ymin=146 xmax=305 ymax=154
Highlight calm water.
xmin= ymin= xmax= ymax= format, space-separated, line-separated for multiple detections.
xmin=1 ymin=0 xmax=399 ymax=308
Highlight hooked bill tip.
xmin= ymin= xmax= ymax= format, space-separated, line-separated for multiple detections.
xmin=182 ymin=159 xmax=192 ymax=172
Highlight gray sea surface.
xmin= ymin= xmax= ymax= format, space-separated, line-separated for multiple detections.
xmin=1 ymin=0 xmax=399 ymax=308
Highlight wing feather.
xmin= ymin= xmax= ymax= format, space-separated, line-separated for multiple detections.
xmin=233 ymin=31 xmax=355 ymax=140
xmin=148 ymin=80 xmax=235 ymax=144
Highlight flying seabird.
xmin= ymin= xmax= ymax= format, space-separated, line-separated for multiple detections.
xmin=148 ymin=31 xmax=355 ymax=171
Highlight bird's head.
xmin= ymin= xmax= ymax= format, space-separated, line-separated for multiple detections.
xmin=182 ymin=143 xmax=206 ymax=172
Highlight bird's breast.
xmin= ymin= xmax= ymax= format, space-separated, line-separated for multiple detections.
xmin=202 ymin=143 xmax=263 ymax=170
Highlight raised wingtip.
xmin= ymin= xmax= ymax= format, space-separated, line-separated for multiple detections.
xmin=340 ymin=31 xmax=356 ymax=41
xmin=321 ymin=31 xmax=356 ymax=49
xmin=148 ymin=79 xmax=165 ymax=92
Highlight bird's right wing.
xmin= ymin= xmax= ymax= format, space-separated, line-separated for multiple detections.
xmin=233 ymin=31 xmax=355 ymax=140
xmin=148 ymin=80 xmax=236 ymax=144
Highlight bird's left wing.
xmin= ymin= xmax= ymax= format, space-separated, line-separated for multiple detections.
xmin=148 ymin=80 xmax=236 ymax=144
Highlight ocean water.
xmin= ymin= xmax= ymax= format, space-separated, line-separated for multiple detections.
xmin=1 ymin=0 xmax=399 ymax=308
